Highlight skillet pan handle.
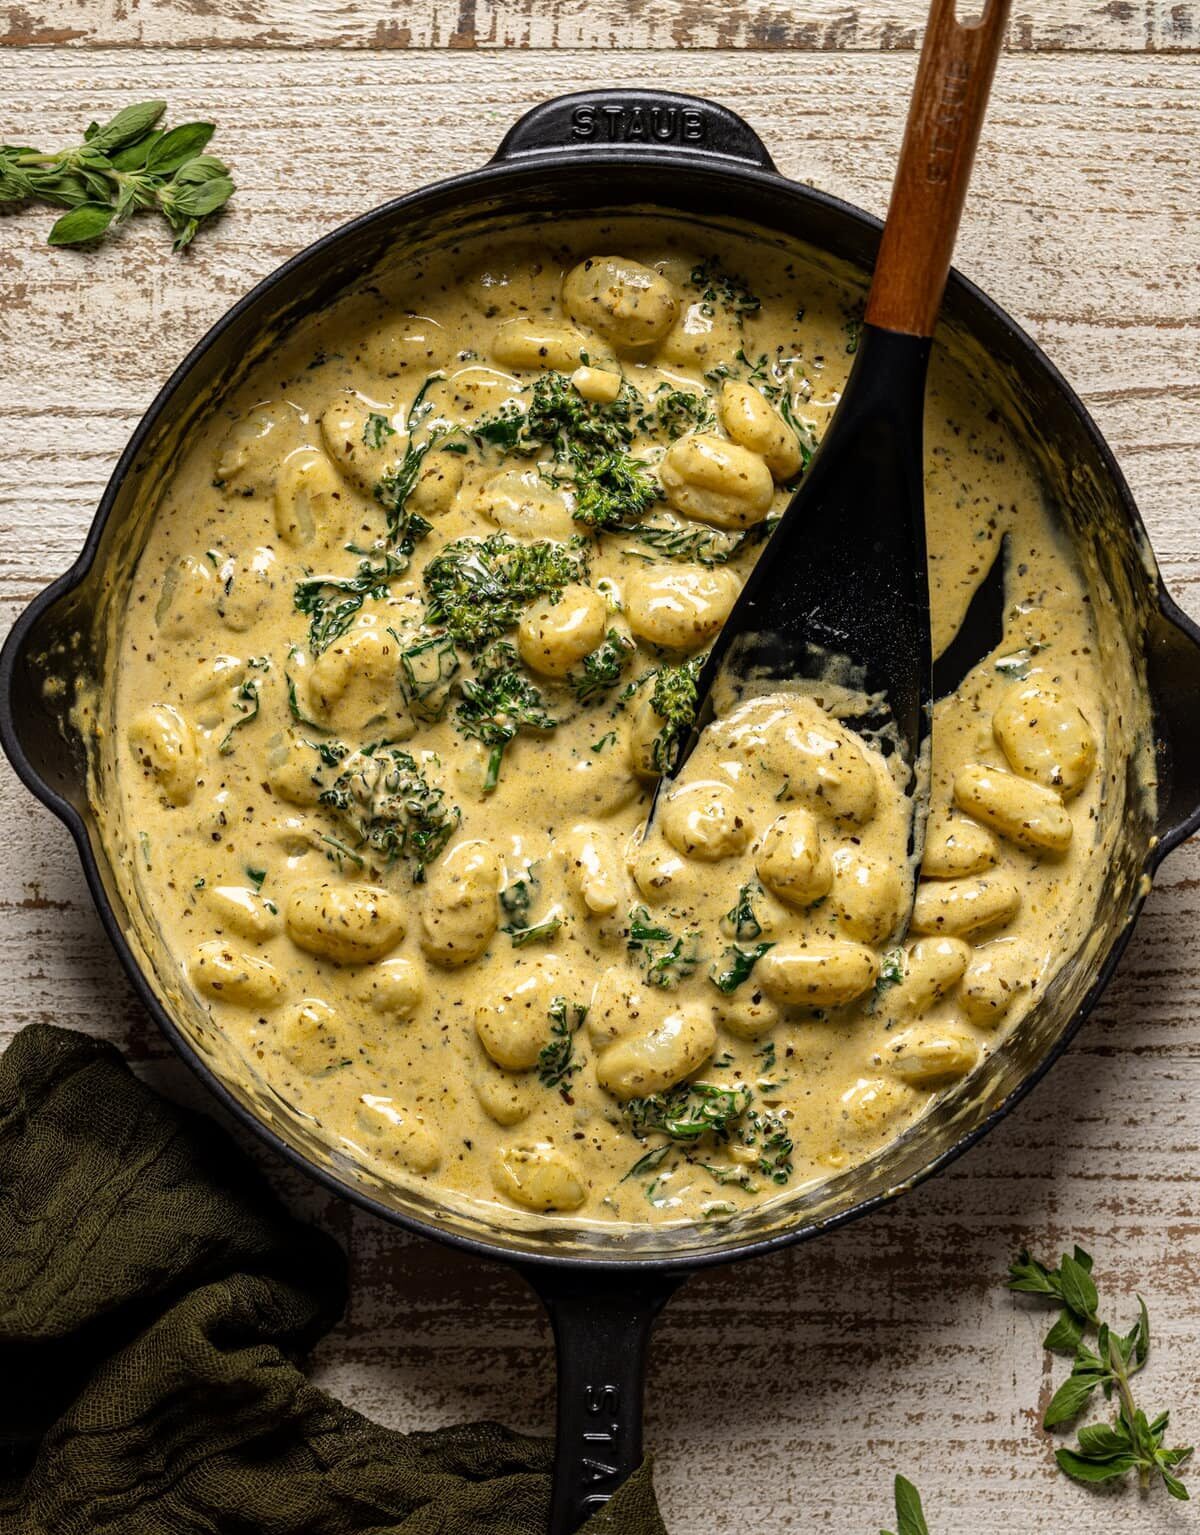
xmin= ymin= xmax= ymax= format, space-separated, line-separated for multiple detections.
xmin=492 ymin=90 xmax=777 ymax=172
xmin=1147 ymin=591 xmax=1200 ymax=862
xmin=521 ymin=1265 xmax=689 ymax=1534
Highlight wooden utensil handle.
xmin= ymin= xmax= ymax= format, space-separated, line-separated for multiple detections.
xmin=865 ymin=0 xmax=1012 ymax=338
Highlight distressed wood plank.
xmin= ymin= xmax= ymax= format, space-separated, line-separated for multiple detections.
xmin=1 ymin=38 xmax=1198 ymax=1535
xmin=2 ymin=0 xmax=1198 ymax=54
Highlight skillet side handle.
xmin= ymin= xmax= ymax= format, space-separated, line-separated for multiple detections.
xmin=492 ymin=90 xmax=776 ymax=171
xmin=521 ymin=1266 xmax=688 ymax=1535
xmin=1148 ymin=592 xmax=1200 ymax=861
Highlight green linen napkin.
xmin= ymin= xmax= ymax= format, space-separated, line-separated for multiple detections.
xmin=0 ymin=1024 xmax=665 ymax=1535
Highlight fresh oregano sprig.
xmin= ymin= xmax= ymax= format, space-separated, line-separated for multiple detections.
xmin=1 ymin=100 xmax=234 ymax=250
xmin=1008 ymin=1246 xmax=1192 ymax=1499
xmin=880 ymin=1474 xmax=931 ymax=1535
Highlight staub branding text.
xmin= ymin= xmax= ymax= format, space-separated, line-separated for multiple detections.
xmin=570 ymin=103 xmax=707 ymax=145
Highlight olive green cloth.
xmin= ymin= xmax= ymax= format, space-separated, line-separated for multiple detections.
xmin=0 ymin=1025 xmax=665 ymax=1535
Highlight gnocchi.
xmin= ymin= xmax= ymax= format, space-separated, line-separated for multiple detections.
xmin=517 ymin=584 xmax=608 ymax=677
xmin=493 ymin=1142 xmax=586 ymax=1212
xmin=277 ymin=998 xmax=346 ymax=1075
xmin=561 ymin=256 xmax=678 ymax=353
xmin=660 ymin=780 xmax=753 ymax=862
xmin=953 ymin=763 xmax=1073 ymax=853
xmin=756 ymin=940 xmax=880 ymax=1007
xmin=993 ymin=683 xmax=1097 ymax=798
xmin=285 ymin=883 xmax=407 ymax=965
xmin=625 ymin=564 xmax=740 ymax=649
xmin=660 ymin=433 xmax=775 ymax=529
xmin=595 ymin=1002 xmax=716 ymax=1099
xmin=273 ymin=446 xmax=346 ymax=547
xmin=128 ymin=705 xmax=198 ymax=807
xmin=755 ymin=809 xmax=832 ymax=907
xmin=718 ymin=381 xmax=803 ymax=480
xmin=910 ymin=874 xmax=1022 ymax=937
xmin=112 ymin=220 xmax=1115 ymax=1230
xmin=492 ymin=319 xmax=591 ymax=373
xmin=420 ymin=840 xmax=502 ymax=966
xmin=191 ymin=942 xmax=285 ymax=1010
xmin=888 ymin=1025 xmax=980 ymax=1086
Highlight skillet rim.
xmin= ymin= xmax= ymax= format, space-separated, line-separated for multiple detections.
xmin=3 ymin=137 xmax=1198 ymax=1276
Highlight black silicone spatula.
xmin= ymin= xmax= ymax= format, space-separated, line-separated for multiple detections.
xmin=659 ymin=0 xmax=1012 ymax=866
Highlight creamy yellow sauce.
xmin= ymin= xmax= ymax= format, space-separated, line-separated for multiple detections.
xmin=104 ymin=220 xmax=1114 ymax=1229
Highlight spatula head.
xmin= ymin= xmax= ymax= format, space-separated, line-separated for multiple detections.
xmin=668 ymin=325 xmax=935 ymax=854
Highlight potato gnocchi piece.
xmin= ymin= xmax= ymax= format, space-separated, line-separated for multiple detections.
xmin=474 ymin=1068 xmax=537 ymax=1126
xmin=587 ymin=967 xmax=653 ymax=1050
xmin=626 ymin=694 xmax=670 ymax=780
xmin=836 ymin=1075 xmax=915 ymax=1148
xmin=910 ymin=874 xmax=1021 ymax=937
xmin=756 ymin=939 xmax=879 ymax=1007
xmin=446 ymin=364 xmax=524 ymax=419
xmin=887 ymin=1024 xmax=980 ymax=1086
xmin=658 ymin=299 xmax=742 ymax=367
xmin=276 ymin=998 xmax=345 ymax=1075
xmin=719 ymin=380 xmax=803 ymax=480
xmin=474 ymin=956 xmax=567 ymax=1070
xmin=595 ymin=1001 xmax=716 ymax=1099
xmin=517 ymin=584 xmax=608 ymax=677
xmin=953 ymin=763 xmax=1072 ymax=853
xmin=475 ymin=468 xmax=575 ymax=540
xmin=628 ymin=837 xmax=693 ymax=906
xmin=356 ymin=1095 xmax=442 ymax=1173
xmin=306 ymin=622 xmax=403 ymax=734
xmin=660 ymin=433 xmax=775 ymax=529
xmin=959 ymin=938 xmax=1032 ymax=1027
xmin=408 ymin=447 xmax=465 ymax=518
xmin=883 ymin=937 xmax=971 ymax=1019
xmin=754 ymin=701 xmax=880 ymax=825
xmin=828 ymin=847 xmax=905 ymax=945
xmin=215 ymin=400 xmax=299 ymax=487
xmin=562 ymin=823 xmax=623 ymax=917
xmin=920 ymin=815 xmax=999 ymax=879
xmin=354 ymin=317 xmax=450 ymax=376
xmin=571 ymin=364 xmax=623 ymax=404
xmin=993 ymin=683 xmax=1097 ymax=798
xmin=128 ymin=705 xmax=198 ymax=807
xmin=713 ymin=988 xmax=782 ymax=1040
xmin=756 ymin=810 xmax=832 ymax=909
xmin=206 ymin=885 xmax=280 ymax=944
xmin=561 ymin=256 xmax=678 ymax=353
xmin=188 ymin=654 xmax=247 ymax=706
xmin=274 ymin=446 xmax=347 ymax=547
xmin=354 ymin=957 xmax=426 ymax=1020
xmin=493 ymin=1142 xmax=586 ymax=1212
xmin=465 ymin=249 xmax=557 ymax=317
xmin=660 ymin=780 xmax=753 ymax=862
xmin=491 ymin=318 xmax=590 ymax=373
xmin=625 ymin=564 xmax=740 ymax=650
xmin=156 ymin=554 xmax=216 ymax=641
xmin=285 ymin=882 xmax=407 ymax=965
xmin=420 ymin=839 xmax=502 ymax=966
xmin=319 ymin=391 xmax=398 ymax=492
xmin=216 ymin=546 xmax=281 ymax=634
xmin=191 ymin=940 xmax=285 ymax=1010
xmin=266 ymin=734 xmax=328 ymax=808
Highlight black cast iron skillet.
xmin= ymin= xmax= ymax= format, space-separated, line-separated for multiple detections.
xmin=3 ymin=90 xmax=1200 ymax=1534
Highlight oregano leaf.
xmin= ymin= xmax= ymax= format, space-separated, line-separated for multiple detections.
xmin=86 ymin=100 xmax=167 ymax=154
xmin=47 ymin=201 xmax=116 ymax=245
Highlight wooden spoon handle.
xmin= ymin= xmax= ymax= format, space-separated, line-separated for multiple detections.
xmin=865 ymin=0 xmax=1012 ymax=338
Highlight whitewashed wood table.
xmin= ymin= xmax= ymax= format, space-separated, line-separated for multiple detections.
xmin=1 ymin=7 xmax=1198 ymax=1530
